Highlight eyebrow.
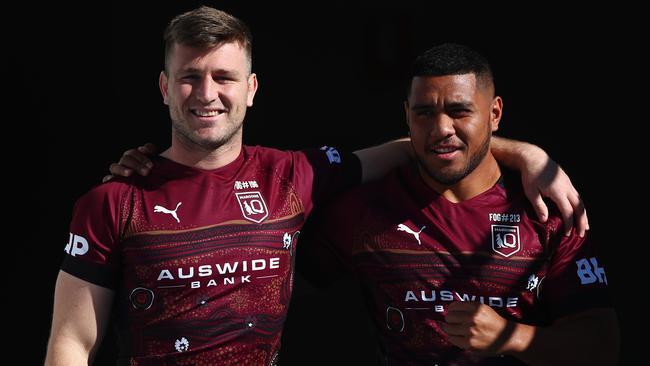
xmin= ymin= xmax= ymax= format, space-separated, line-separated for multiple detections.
xmin=445 ymin=101 xmax=474 ymax=109
xmin=410 ymin=104 xmax=434 ymax=111
xmin=410 ymin=101 xmax=474 ymax=110
xmin=179 ymin=68 xmax=242 ymax=78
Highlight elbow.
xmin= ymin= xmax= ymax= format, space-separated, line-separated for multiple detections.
xmin=601 ymin=320 xmax=620 ymax=366
xmin=45 ymin=335 xmax=94 ymax=366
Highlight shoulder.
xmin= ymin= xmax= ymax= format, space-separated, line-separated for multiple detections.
xmin=499 ymin=171 xmax=566 ymax=239
xmin=241 ymin=146 xmax=303 ymax=180
xmin=245 ymin=145 xmax=346 ymax=163
xmin=244 ymin=145 xmax=293 ymax=162
xmin=78 ymin=178 xmax=131 ymax=203
xmin=71 ymin=178 xmax=136 ymax=216
xmin=245 ymin=144 xmax=359 ymax=175
xmin=330 ymin=167 xmax=398 ymax=208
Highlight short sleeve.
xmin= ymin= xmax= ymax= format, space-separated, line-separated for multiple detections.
xmin=539 ymin=229 xmax=612 ymax=319
xmin=291 ymin=146 xmax=361 ymax=217
xmin=60 ymin=183 xmax=125 ymax=289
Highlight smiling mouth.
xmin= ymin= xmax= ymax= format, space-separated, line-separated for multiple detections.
xmin=432 ymin=146 xmax=459 ymax=154
xmin=430 ymin=145 xmax=463 ymax=155
xmin=190 ymin=108 xmax=227 ymax=117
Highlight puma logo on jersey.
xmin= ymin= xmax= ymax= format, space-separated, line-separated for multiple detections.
xmin=154 ymin=202 xmax=182 ymax=223
xmin=397 ymin=224 xmax=426 ymax=245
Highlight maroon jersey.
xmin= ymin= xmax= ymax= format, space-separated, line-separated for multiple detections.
xmin=61 ymin=145 xmax=360 ymax=365
xmin=318 ymin=164 xmax=611 ymax=366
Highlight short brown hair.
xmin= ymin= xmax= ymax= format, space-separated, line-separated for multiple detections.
xmin=163 ymin=6 xmax=253 ymax=73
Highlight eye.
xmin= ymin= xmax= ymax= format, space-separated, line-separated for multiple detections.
xmin=180 ymin=74 xmax=199 ymax=81
xmin=448 ymin=109 xmax=472 ymax=118
xmin=415 ymin=109 xmax=434 ymax=117
xmin=214 ymin=76 xmax=235 ymax=83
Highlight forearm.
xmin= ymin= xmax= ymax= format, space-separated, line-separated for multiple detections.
xmin=353 ymin=137 xmax=411 ymax=183
xmin=491 ymin=136 xmax=547 ymax=171
xmin=505 ymin=309 xmax=619 ymax=366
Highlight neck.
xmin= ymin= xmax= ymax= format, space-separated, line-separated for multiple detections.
xmin=422 ymin=153 xmax=501 ymax=203
xmin=161 ymin=132 xmax=242 ymax=170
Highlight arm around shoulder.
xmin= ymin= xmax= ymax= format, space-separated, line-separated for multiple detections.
xmin=353 ymin=137 xmax=411 ymax=183
xmin=491 ymin=136 xmax=589 ymax=236
xmin=45 ymin=271 xmax=114 ymax=366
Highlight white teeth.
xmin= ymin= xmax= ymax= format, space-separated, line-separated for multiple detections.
xmin=193 ymin=110 xmax=220 ymax=117
xmin=434 ymin=147 xmax=456 ymax=153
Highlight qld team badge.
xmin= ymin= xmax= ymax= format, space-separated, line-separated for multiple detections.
xmin=491 ymin=224 xmax=521 ymax=257
xmin=236 ymin=191 xmax=269 ymax=223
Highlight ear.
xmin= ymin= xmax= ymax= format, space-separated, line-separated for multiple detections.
xmin=490 ymin=96 xmax=503 ymax=132
xmin=159 ymin=71 xmax=169 ymax=105
xmin=246 ymin=73 xmax=259 ymax=107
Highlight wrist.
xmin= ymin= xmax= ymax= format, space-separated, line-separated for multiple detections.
xmin=503 ymin=322 xmax=535 ymax=355
xmin=517 ymin=142 xmax=547 ymax=171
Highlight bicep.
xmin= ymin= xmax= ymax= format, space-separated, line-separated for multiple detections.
xmin=553 ymin=307 xmax=619 ymax=334
xmin=48 ymin=270 xmax=115 ymax=360
xmin=353 ymin=138 xmax=411 ymax=183
xmin=553 ymin=307 xmax=620 ymax=362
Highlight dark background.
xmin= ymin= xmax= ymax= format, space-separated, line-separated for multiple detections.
xmin=8 ymin=1 xmax=642 ymax=364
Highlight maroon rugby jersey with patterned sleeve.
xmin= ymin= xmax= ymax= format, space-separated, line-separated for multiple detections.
xmin=317 ymin=164 xmax=612 ymax=366
xmin=60 ymin=145 xmax=359 ymax=365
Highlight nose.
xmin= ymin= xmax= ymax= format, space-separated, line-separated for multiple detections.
xmin=430 ymin=113 xmax=455 ymax=139
xmin=195 ymin=76 xmax=219 ymax=104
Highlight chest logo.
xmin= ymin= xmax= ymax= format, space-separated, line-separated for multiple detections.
xmin=236 ymin=191 xmax=269 ymax=223
xmin=397 ymin=224 xmax=426 ymax=245
xmin=154 ymin=202 xmax=182 ymax=223
xmin=491 ymin=224 xmax=521 ymax=257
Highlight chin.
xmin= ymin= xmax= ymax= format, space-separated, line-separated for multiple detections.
xmin=423 ymin=165 xmax=466 ymax=186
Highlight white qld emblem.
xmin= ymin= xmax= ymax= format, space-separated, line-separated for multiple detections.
xmin=491 ymin=224 xmax=521 ymax=257
xmin=236 ymin=191 xmax=269 ymax=223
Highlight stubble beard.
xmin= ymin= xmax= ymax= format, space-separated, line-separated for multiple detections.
xmin=170 ymin=111 xmax=243 ymax=152
xmin=416 ymin=131 xmax=492 ymax=186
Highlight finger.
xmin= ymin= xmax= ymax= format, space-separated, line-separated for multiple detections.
xmin=123 ymin=149 xmax=153 ymax=169
xmin=568 ymin=193 xmax=589 ymax=237
xmin=102 ymin=175 xmax=113 ymax=183
xmin=140 ymin=142 xmax=158 ymax=154
xmin=554 ymin=196 xmax=574 ymax=236
xmin=118 ymin=154 xmax=151 ymax=176
xmin=446 ymin=334 xmax=469 ymax=349
xmin=445 ymin=312 xmax=470 ymax=325
xmin=137 ymin=143 xmax=158 ymax=167
xmin=441 ymin=322 xmax=469 ymax=337
xmin=448 ymin=301 xmax=481 ymax=312
xmin=109 ymin=163 xmax=133 ymax=178
xmin=528 ymin=192 xmax=548 ymax=223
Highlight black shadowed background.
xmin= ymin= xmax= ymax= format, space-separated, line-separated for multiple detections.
xmin=7 ymin=2 xmax=642 ymax=365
